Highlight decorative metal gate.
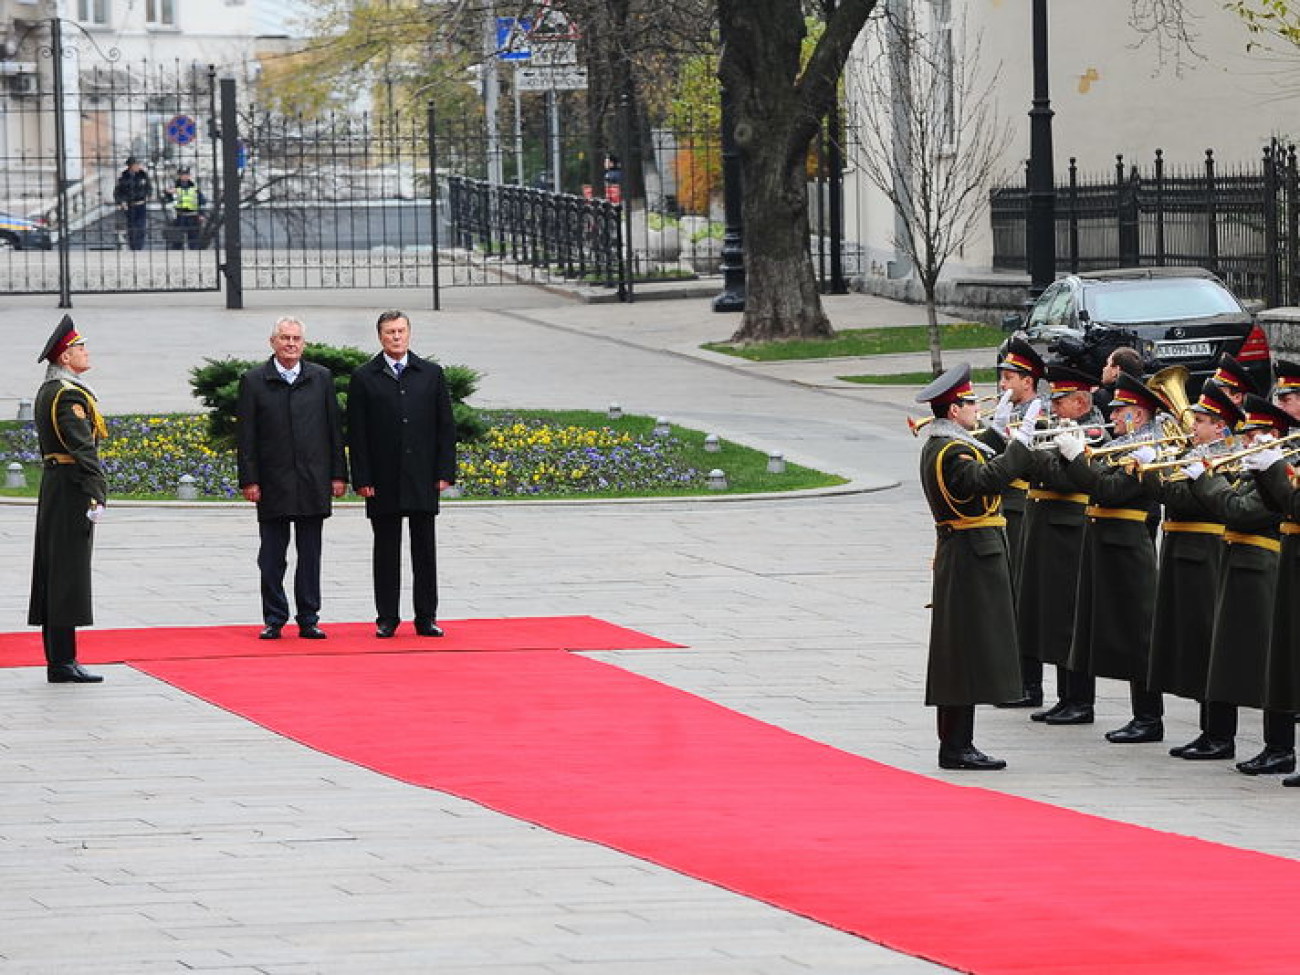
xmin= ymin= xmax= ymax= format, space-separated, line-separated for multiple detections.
xmin=0 ymin=21 xmax=221 ymax=303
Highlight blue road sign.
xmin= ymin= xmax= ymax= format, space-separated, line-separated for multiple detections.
xmin=496 ymin=16 xmax=532 ymax=61
xmin=165 ymin=114 xmax=197 ymax=146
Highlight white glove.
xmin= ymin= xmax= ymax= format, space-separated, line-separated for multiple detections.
xmin=1243 ymin=447 xmax=1286 ymax=472
xmin=1181 ymin=461 xmax=1205 ymax=481
xmin=1012 ymin=399 xmax=1044 ymax=446
xmin=1054 ymin=428 xmax=1087 ymax=461
xmin=991 ymin=389 xmax=1014 ymax=435
xmin=1128 ymin=445 xmax=1157 ymax=465
xmin=86 ymin=503 xmax=104 ymax=523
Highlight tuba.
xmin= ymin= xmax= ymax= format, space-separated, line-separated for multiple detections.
xmin=1147 ymin=365 xmax=1195 ymax=438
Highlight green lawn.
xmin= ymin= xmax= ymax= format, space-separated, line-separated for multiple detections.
xmin=702 ymin=322 xmax=1004 ymax=362
xmin=838 ymin=367 xmax=1000 ymax=386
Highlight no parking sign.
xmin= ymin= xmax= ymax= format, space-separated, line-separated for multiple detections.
xmin=165 ymin=114 xmax=197 ymax=146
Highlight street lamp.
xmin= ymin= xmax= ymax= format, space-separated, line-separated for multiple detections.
xmin=712 ymin=82 xmax=745 ymax=313
xmin=1026 ymin=0 xmax=1056 ymax=299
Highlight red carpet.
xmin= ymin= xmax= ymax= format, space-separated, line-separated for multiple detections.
xmin=0 ymin=616 xmax=680 ymax=667
xmin=134 ymin=648 xmax=1300 ymax=975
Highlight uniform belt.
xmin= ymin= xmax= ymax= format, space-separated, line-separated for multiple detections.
xmin=42 ymin=452 xmax=75 ymax=465
xmin=1085 ymin=506 xmax=1149 ymax=522
xmin=1163 ymin=520 xmax=1225 ymax=535
xmin=1008 ymin=478 xmax=1030 ymax=490
xmin=1280 ymin=521 xmax=1300 ymax=536
xmin=1223 ymin=530 xmax=1282 ymax=553
xmin=1028 ymin=489 xmax=1089 ymax=504
xmin=937 ymin=515 xmax=1007 ymax=533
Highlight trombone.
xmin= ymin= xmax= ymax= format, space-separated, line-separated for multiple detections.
xmin=907 ymin=394 xmax=1000 ymax=437
xmin=1133 ymin=436 xmax=1247 ymax=480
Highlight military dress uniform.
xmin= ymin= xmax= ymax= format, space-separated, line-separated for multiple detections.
xmin=26 ymin=316 xmax=108 ymax=683
xmin=1254 ymin=449 xmax=1300 ymax=785
xmin=916 ymin=363 xmax=1033 ymax=770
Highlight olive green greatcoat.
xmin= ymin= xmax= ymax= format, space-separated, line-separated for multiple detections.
xmin=1193 ymin=473 xmax=1280 ymax=708
xmin=1142 ymin=473 xmax=1225 ymax=700
xmin=920 ymin=432 xmax=1031 ymax=706
xmin=1016 ymin=450 xmax=1089 ymax=667
xmin=1065 ymin=457 xmax=1159 ymax=682
xmin=1254 ymin=461 xmax=1300 ymax=711
xmin=27 ymin=377 xmax=107 ymax=628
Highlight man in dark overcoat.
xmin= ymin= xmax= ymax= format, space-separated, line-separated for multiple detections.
xmin=917 ymin=363 xmax=1035 ymax=770
xmin=347 ymin=310 xmax=457 ymax=638
xmin=237 ymin=316 xmax=347 ymax=640
xmin=27 ymin=315 xmax=108 ymax=683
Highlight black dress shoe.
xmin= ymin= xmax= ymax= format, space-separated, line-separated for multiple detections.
xmin=375 ymin=622 xmax=398 ymax=638
xmin=1283 ymin=772 xmax=1300 ymax=787
xmin=414 ymin=620 xmax=444 ymax=637
xmin=1177 ymin=736 xmax=1234 ymax=760
xmin=298 ymin=624 xmax=327 ymax=640
xmin=1169 ymin=734 xmax=1205 ymax=758
xmin=938 ymin=746 xmax=1007 ymax=771
xmin=1030 ymin=700 xmax=1067 ymax=723
xmin=259 ymin=625 xmax=282 ymax=640
xmin=1044 ymin=702 xmax=1094 ymax=725
xmin=997 ymin=687 xmax=1044 ymax=709
xmin=47 ymin=663 xmax=104 ymax=684
xmin=1105 ymin=717 xmax=1164 ymax=743
xmin=1236 ymin=747 xmax=1296 ymax=775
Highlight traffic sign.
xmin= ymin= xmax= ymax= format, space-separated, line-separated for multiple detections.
xmin=165 ymin=114 xmax=197 ymax=146
xmin=496 ymin=17 xmax=532 ymax=61
xmin=515 ymin=64 xmax=588 ymax=91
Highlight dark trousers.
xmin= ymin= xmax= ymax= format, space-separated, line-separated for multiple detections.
xmin=173 ymin=212 xmax=200 ymax=249
xmin=1060 ymin=666 xmax=1095 ymax=706
xmin=1130 ymin=681 xmax=1164 ymax=720
xmin=1201 ymin=701 xmax=1295 ymax=749
xmin=370 ymin=512 xmax=438 ymax=627
xmin=258 ymin=516 xmax=324 ymax=628
xmin=125 ymin=204 xmax=147 ymax=250
xmin=936 ymin=704 xmax=976 ymax=750
xmin=42 ymin=625 xmax=76 ymax=666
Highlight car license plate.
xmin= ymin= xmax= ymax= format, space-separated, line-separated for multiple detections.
xmin=1158 ymin=341 xmax=1212 ymax=359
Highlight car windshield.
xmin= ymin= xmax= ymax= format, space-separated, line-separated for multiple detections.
xmin=1085 ymin=279 xmax=1241 ymax=323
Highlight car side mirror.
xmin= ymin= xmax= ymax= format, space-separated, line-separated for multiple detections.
xmin=1001 ymin=312 xmax=1024 ymax=332
xmin=1077 ymin=309 xmax=1091 ymax=325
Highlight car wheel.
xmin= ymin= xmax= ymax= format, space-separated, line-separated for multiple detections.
xmin=0 ymin=233 xmax=18 ymax=250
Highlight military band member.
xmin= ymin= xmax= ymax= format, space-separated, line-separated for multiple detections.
xmin=1055 ymin=375 xmax=1163 ymax=742
xmin=27 ymin=315 xmax=108 ymax=683
xmin=1209 ymin=352 xmax=1258 ymax=407
xmin=1141 ymin=383 xmax=1238 ymax=759
xmin=1019 ymin=365 xmax=1105 ymax=726
xmin=988 ymin=335 xmax=1047 ymax=707
xmin=917 ymin=363 xmax=1036 ymax=770
xmin=1178 ymin=393 xmax=1292 ymax=771
xmin=1273 ymin=358 xmax=1300 ymax=423
xmin=1246 ymin=410 xmax=1300 ymax=786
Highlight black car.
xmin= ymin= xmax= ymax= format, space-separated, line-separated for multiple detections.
xmin=1007 ymin=267 xmax=1272 ymax=394
xmin=0 ymin=211 xmax=54 ymax=250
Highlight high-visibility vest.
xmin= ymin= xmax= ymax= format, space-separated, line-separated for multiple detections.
xmin=173 ymin=184 xmax=199 ymax=211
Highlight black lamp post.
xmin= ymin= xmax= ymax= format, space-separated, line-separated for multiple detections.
xmin=1026 ymin=0 xmax=1055 ymax=298
xmin=712 ymin=82 xmax=745 ymax=313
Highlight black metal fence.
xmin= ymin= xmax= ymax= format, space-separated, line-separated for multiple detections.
xmin=991 ymin=144 xmax=1300 ymax=306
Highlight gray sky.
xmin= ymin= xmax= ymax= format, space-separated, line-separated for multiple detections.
xmin=254 ymin=0 xmax=312 ymax=37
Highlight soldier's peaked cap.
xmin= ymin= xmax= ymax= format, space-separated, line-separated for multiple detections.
xmin=38 ymin=314 xmax=83 ymax=363
xmin=915 ymin=362 xmax=976 ymax=406
xmin=1189 ymin=380 xmax=1244 ymax=428
xmin=1274 ymin=358 xmax=1300 ymax=395
xmin=1045 ymin=364 xmax=1099 ymax=399
xmin=1238 ymin=392 xmax=1295 ymax=433
xmin=1210 ymin=353 xmax=1256 ymax=395
xmin=1110 ymin=373 xmax=1165 ymax=416
xmin=997 ymin=335 xmax=1046 ymax=382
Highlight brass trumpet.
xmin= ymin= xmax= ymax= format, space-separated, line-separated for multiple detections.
xmin=1085 ymin=427 xmax=1192 ymax=463
xmin=1134 ymin=436 xmax=1247 ymax=479
xmin=907 ymin=394 xmax=1000 ymax=437
xmin=1026 ymin=420 xmax=1114 ymax=450
xmin=1204 ymin=430 xmax=1300 ymax=474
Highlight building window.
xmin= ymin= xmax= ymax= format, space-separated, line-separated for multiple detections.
xmin=147 ymin=0 xmax=176 ymax=27
xmin=77 ymin=0 xmax=110 ymax=25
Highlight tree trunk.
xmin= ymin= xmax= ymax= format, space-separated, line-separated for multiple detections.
xmin=924 ymin=285 xmax=944 ymax=377
xmin=719 ymin=0 xmax=878 ymax=343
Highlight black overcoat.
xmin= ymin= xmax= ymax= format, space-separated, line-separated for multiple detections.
xmin=1194 ymin=473 xmax=1280 ymax=708
xmin=236 ymin=359 xmax=347 ymax=521
xmin=920 ymin=431 xmax=1030 ymax=706
xmin=1253 ymin=461 xmax=1300 ymax=710
xmin=1065 ymin=457 xmax=1158 ymax=682
xmin=347 ymin=351 xmax=457 ymax=517
xmin=1016 ymin=449 xmax=1089 ymax=667
xmin=27 ymin=377 xmax=107 ymax=628
xmin=1142 ymin=473 xmax=1225 ymax=699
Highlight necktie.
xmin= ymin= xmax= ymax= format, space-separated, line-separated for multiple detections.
xmin=394 ymin=362 xmax=404 ymax=378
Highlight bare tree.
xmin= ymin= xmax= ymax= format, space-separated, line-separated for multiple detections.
xmin=719 ymin=0 xmax=879 ymax=343
xmin=848 ymin=2 xmax=1011 ymax=376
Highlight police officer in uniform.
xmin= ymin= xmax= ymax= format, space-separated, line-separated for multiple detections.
xmin=164 ymin=166 xmax=204 ymax=250
xmin=27 ymin=315 xmax=107 ymax=683
xmin=917 ymin=363 xmax=1037 ymax=770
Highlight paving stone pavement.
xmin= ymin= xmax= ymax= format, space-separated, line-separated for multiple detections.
xmin=0 ymin=286 xmax=1296 ymax=974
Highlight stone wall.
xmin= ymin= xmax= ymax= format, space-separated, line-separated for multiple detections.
xmin=1258 ymin=308 xmax=1300 ymax=357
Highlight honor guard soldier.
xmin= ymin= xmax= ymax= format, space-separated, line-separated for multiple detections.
xmin=1209 ymin=352 xmax=1258 ymax=406
xmin=1245 ymin=406 xmax=1300 ymax=785
xmin=1019 ymin=365 xmax=1105 ymax=726
xmin=27 ymin=315 xmax=108 ymax=683
xmin=1140 ymin=382 xmax=1238 ymax=759
xmin=1274 ymin=359 xmax=1300 ymax=423
xmin=1054 ymin=374 xmax=1164 ymax=743
xmin=916 ymin=363 xmax=1036 ymax=770
xmin=1178 ymin=393 xmax=1292 ymax=770
xmin=988 ymin=335 xmax=1047 ymax=706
